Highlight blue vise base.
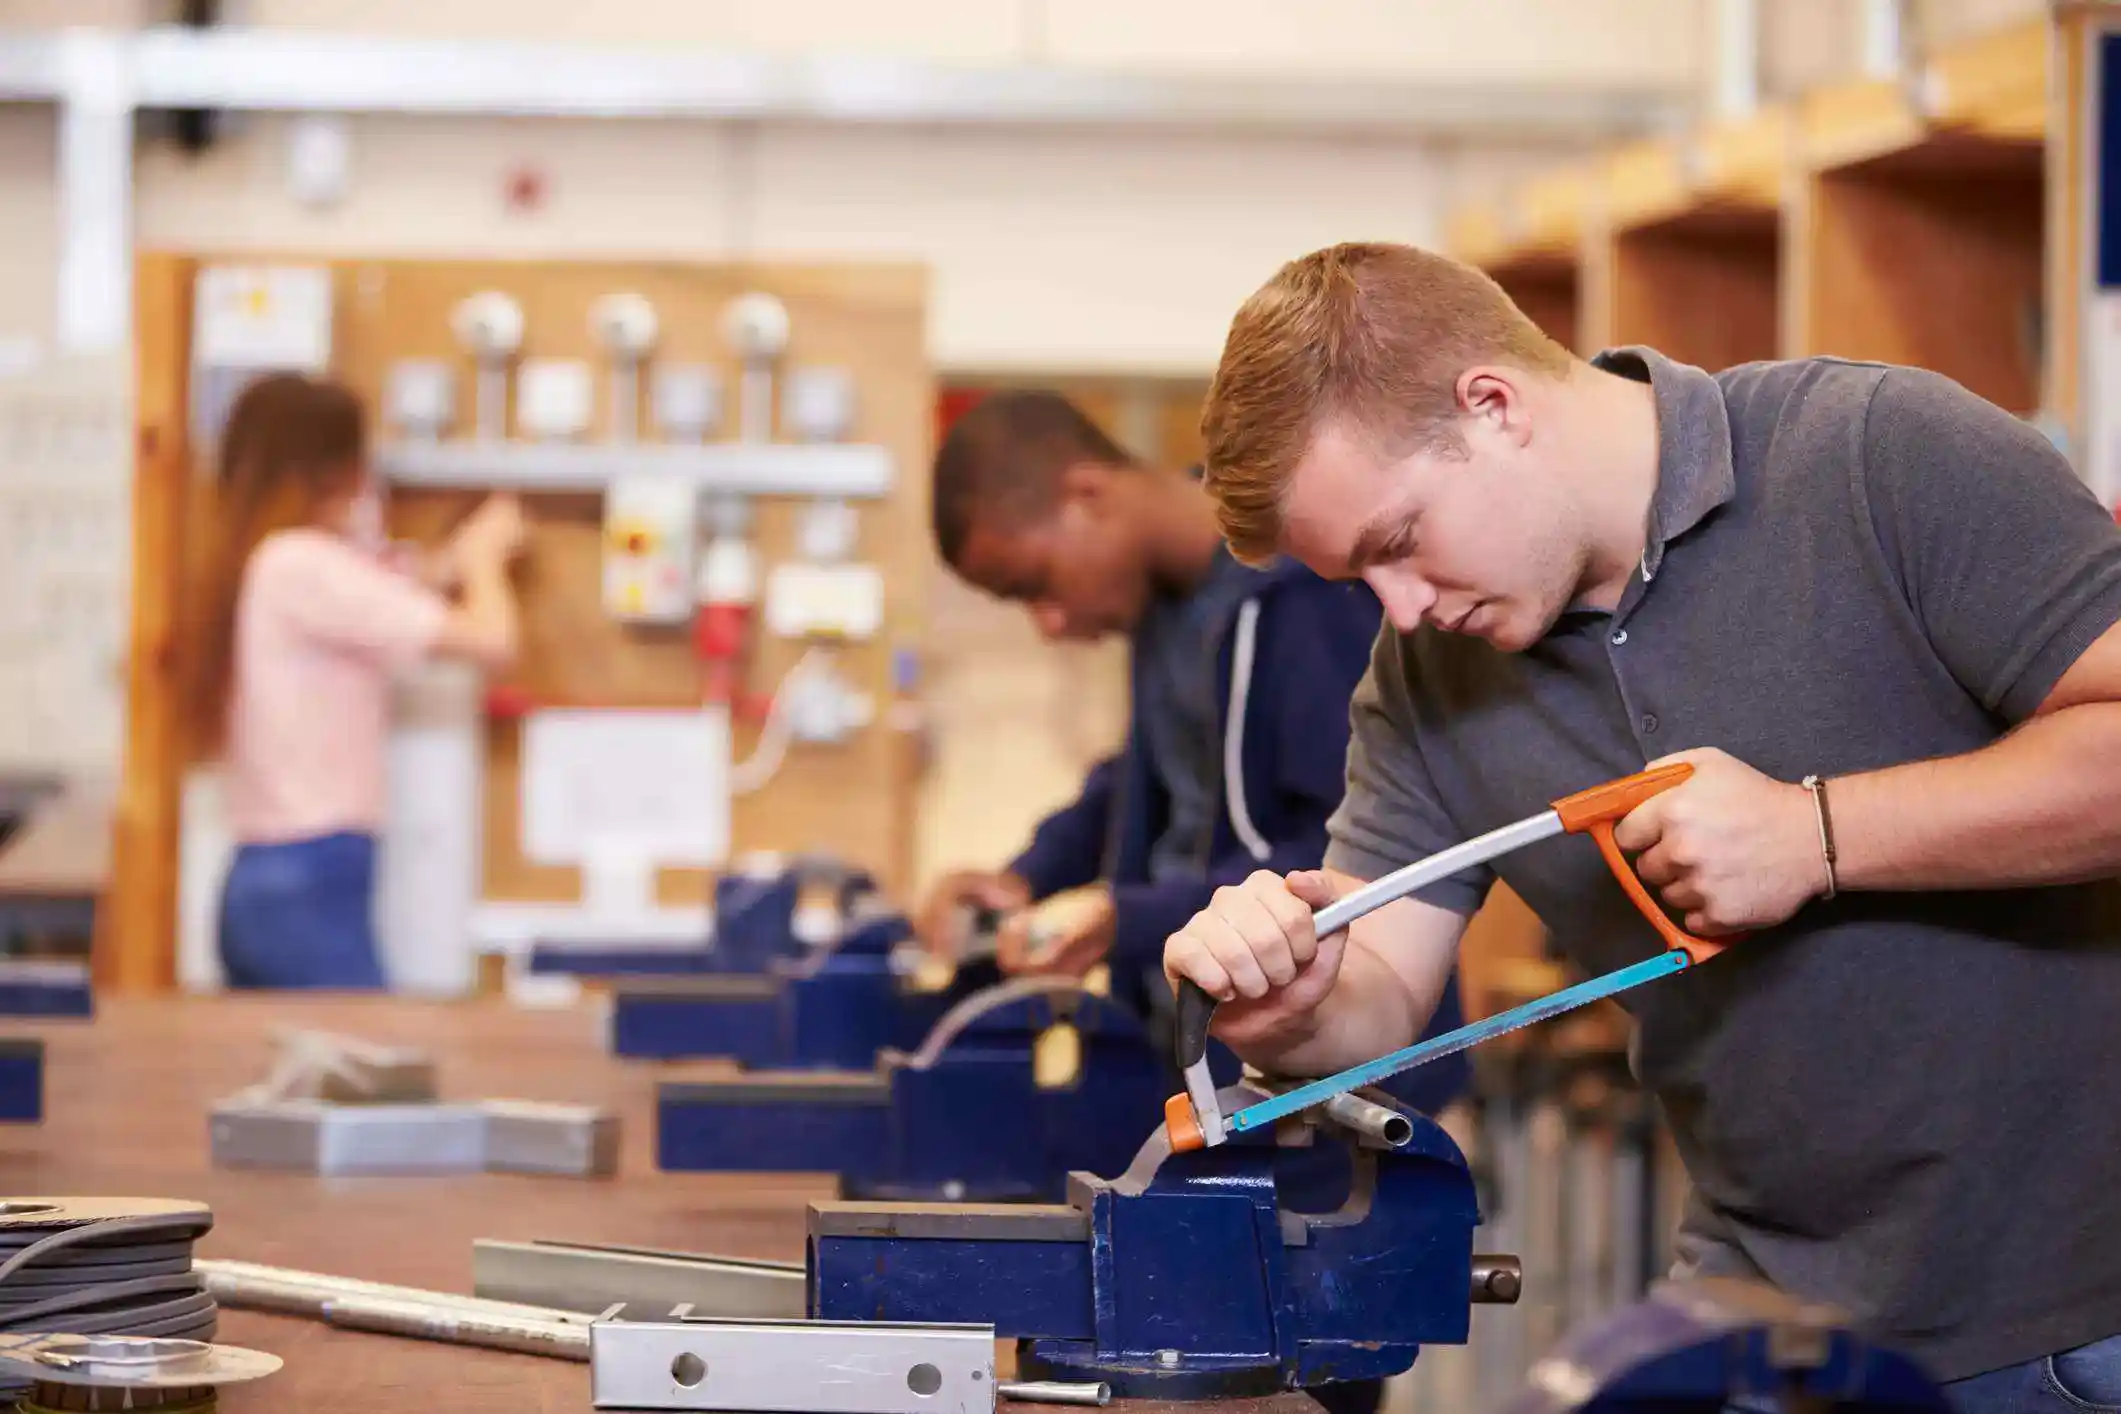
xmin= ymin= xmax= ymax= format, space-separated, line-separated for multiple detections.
xmin=807 ymin=1099 xmax=1507 ymax=1399
xmin=0 ymin=960 xmax=93 ymax=1019
xmin=0 ymin=1038 xmax=45 ymax=1122
xmin=610 ymin=917 xmax=993 ymax=1069
xmin=528 ymin=868 xmax=814 ymax=979
xmin=1492 ymin=1275 xmax=1950 ymax=1414
xmin=654 ymin=985 xmax=1167 ymax=1202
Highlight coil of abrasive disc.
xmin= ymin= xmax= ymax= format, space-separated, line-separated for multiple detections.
xmin=0 ymin=1331 xmax=279 ymax=1412
xmin=0 ymin=1201 xmax=218 ymax=1367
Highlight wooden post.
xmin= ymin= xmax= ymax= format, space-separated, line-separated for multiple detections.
xmin=105 ymin=254 xmax=193 ymax=993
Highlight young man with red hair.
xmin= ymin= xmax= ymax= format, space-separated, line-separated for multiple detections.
xmin=1164 ymin=240 xmax=2121 ymax=1411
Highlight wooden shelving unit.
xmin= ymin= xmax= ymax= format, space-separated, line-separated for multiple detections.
xmin=1590 ymin=108 xmax=1790 ymax=369
xmin=1789 ymin=19 xmax=2049 ymax=413
xmin=1445 ymin=17 xmax=2062 ymax=416
xmin=1445 ymin=169 xmax=1588 ymax=353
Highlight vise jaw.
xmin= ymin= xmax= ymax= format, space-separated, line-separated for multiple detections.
xmin=806 ymin=1082 xmax=1517 ymax=1400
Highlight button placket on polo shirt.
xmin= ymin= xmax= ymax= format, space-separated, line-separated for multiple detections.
xmin=1605 ymin=550 xmax=1663 ymax=751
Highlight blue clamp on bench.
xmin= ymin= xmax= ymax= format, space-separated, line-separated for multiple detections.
xmin=529 ymin=862 xmax=882 ymax=979
xmin=656 ymin=976 xmax=1169 ymax=1202
xmin=608 ymin=912 xmax=999 ymax=1068
xmin=0 ymin=1038 xmax=45 ymax=1122
xmin=805 ymin=1077 xmax=1516 ymax=1399
xmin=1494 ymin=1274 xmax=1949 ymax=1413
xmin=0 ymin=960 xmax=92 ymax=1019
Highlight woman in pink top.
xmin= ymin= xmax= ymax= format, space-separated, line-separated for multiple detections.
xmin=192 ymin=372 xmax=525 ymax=989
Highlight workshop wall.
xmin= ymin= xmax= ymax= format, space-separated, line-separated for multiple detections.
xmin=0 ymin=109 xmax=56 ymax=363
xmin=126 ymin=115 xmax=1578 ymax=376
xmin=203 ymin=0 xmax=1707 ymax=88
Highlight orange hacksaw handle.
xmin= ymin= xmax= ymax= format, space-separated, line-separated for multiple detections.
xmin=1551 ymin=762 xmax=1728 ymax=965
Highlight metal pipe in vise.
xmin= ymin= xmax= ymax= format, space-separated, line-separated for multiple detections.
xmin=1320 ymin=1091 xmax=1415 ymax=1147
xmin=998 ymin=1380 xmax=1112 ymax=1406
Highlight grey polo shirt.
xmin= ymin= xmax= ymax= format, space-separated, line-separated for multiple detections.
xmin=1323 ymin=346 xmax=2121 ymax=1382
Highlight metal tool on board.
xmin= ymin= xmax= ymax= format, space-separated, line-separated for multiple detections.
xmin=1166 ymin=763 xmax=1728 ymax=1152
xmin=202 ymin=1257 xmax=1108 ymax=1409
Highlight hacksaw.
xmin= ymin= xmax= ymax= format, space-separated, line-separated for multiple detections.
xmin=1166 ymin=762 xmax=1733 ymax=1150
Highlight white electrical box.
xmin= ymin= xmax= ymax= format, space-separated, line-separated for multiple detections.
xmin=602 ymin=475 xmax=698 ymax=624
xmin=796 ymin=498 xmax=860 ymax=563
xmin=516 ymin=358 xmax=594 ymax=441
xmin=652 ymin=364 xmax=723 ymax=442
xmin=781 ymin=657 xmax=875 ymax=745
xmin=782 ymin=366 xmax=857 ymax=443
xmin=285 ymin=114 xmax=352 ymax=209
xmin=764 ymin=561 xmax=885 ymax=641
xmin=385 ymin=359 xmax=455 ymax=440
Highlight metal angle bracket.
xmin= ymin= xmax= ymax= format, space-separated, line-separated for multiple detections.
xmin=589 ymin=1317 xmax=996 ymax=1414
xmin=472 ymin=1239 xmax=805 ymax=1319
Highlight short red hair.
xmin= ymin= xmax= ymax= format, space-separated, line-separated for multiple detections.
xmin=1201 ymin=241 xmax=1572 ymax=564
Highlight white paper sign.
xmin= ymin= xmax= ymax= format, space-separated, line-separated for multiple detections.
xmin=520 ymin=708 xmax=731 ymax=868
xmin=193 ymin=265 xmax=335 ymax=372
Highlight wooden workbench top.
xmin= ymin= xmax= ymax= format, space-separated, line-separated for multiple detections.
xmin=0 ymin=994 xmax=1322 ymax=1414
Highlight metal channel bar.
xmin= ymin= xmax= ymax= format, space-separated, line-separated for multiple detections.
xmin=589 ymin=1317 xmax=996 ymax=1414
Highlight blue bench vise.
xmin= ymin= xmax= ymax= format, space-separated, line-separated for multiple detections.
xmin=0 ymin=960 xmax=92 ymax=1019
xmin=608 ymin=910 xmax=1001 ymax=1067
xmin=527 ymin=862 xmax=863 ymax=979
xmin=804 ymin=1076 xmax=1520 ymax=1399
xmin=1493 ymin=1275 xmax=1949 ymax=1413
xmin=656 ymin=977 xmax=1169 ymax=1202
xmin=0 ymin=1038 xmax=44 ymax=1122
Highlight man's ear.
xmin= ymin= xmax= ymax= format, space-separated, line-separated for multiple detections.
xmin=1056 ymin=460 xmax=1126 ymax=515
xmin=1456 ymin=366 xmax=1531 ymax=447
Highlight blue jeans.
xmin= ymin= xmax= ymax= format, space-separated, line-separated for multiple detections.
xmin=1727 ymin=1335 xmax=2121 ymax=1414
xmin=1943 ymin=1334 xmax=2121 ymax=1414
xmin=216 ymin=831 xmax=389 ymax=990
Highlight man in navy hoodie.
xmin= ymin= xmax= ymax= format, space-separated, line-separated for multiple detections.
xmin=916 ymin=388 xmax=1470 ymax=1120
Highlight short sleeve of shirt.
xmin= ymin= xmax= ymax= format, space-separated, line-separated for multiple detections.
xmin=255 ymin=530 xmax=449 ymax=670
xmin=1862 ymin=368 xmax=2121 ymax=722
xmin=1322 ymin=625 xmax=1491 ymax=913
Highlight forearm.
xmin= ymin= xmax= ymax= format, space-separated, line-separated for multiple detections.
xmin=1834 ymin=703 xmax=2121 ymax=890
xmin=452 ymin=558 xmax=520 ymax=665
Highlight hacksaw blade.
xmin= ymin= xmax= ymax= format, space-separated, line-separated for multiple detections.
xmin=1224 ymin=949 xmax=1691 ymax=1136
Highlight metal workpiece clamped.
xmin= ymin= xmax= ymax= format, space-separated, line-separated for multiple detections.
xmin=806 ymin=1078 xmax=1519 ymax=1400
xmin=1166 ymin=763 xmax=1728 ymax=1154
